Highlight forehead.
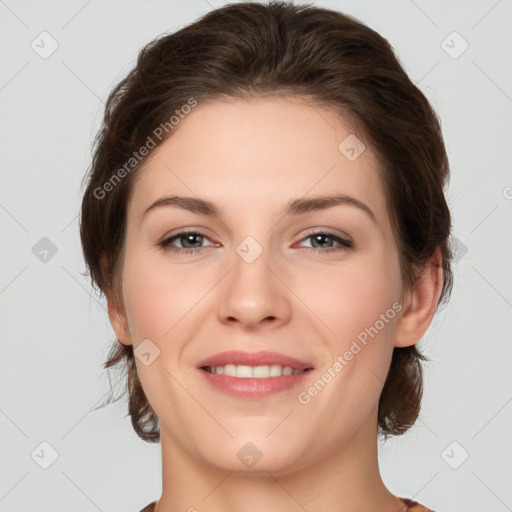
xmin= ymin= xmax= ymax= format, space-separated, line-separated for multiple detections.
xmin=128 ymin=96 xmax=388 ymax=225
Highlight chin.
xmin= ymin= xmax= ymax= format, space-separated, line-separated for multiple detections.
xmin=197 ymin=435 xmax=310 ymax=476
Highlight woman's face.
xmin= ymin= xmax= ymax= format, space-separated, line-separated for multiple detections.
xmin=111 ymin=96 xmax=407 ymax=474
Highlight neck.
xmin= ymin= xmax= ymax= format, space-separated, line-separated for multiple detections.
xmin=155 ymin=412 xmax=405 ymax=512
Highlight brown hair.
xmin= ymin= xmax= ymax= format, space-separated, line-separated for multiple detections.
xmin=80 ymin=1 xmax=453 ymax=442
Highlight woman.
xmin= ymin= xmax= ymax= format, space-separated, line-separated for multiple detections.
xmin=80 ymin=2 xmax=453 ymax=511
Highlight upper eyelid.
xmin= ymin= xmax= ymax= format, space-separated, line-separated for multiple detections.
xmin=163 ymin=228 xmax=215 ymax=243
xmin=295 ymin=227 xmax=352 ymax=242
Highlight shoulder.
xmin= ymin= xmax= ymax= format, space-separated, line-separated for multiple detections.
xmin=138 ymin=501 xmax=157 ymax=512
xmin=400 ymin=496 xmax=436 ymax=511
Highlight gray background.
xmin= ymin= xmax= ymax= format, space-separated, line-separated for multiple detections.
xmin=1 ymin=0 xmax=511 ymax=511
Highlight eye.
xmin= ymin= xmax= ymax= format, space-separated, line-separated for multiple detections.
xmin=159 ymin=230 xmax=215 ymax=254
xmin=158 ymin=229 xmax=353 ymax=255
xmin=295 ymin=231 xmax=353 ymax=253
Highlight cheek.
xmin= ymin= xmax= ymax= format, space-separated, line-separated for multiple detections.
xmin=120 ymin=248 xmax=189 ymax=343
xmin=307 ymin=261 xmax=401 ymax=412
xmin=297 ymin=254 xmax=401 ymax=340
xmin=120 ymin=246 xmax=223 ymax=349
xmin=121 ymin=232 xmax=402 ymax=350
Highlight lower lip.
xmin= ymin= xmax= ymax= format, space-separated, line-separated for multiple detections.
xmin=198 ymin=368 xmax=313 ymax=399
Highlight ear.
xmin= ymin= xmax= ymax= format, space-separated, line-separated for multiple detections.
xmin=101 ymin=253 xmax=132 ymax=346
xmin=106 ymin=294 xmax=132 ymax=346
xmin=394 ymin=247 xmax=444 ymax=348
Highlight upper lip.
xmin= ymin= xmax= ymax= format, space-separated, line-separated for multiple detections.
xmin=197 ymin=350 xmax=314 ymax=371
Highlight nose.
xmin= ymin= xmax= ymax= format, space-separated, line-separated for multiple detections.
xmin=216 ymin=245 xmax=292 ymax=331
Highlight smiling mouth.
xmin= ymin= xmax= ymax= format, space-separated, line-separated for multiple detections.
xmin=201 ymin=364 xmax=312 ymax=378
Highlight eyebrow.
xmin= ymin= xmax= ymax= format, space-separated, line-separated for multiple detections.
xmin=142 ymin=194 xmax=377 ymax=224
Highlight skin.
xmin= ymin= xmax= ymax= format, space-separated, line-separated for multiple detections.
xmin=107 ymin=96 xmax=443 ymax=512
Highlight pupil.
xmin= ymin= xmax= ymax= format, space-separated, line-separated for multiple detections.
xmin=183 ymin=234 xmax=201 ymax=248
xmin=313 ymin=234 xmax=332 ymax=248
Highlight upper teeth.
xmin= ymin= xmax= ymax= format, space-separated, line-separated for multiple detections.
xmin=205 ymin=364 xmax=305 ymax=378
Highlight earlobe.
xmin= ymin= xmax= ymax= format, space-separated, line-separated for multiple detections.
xmin=394 ymin=248 xmax=444 ymax=348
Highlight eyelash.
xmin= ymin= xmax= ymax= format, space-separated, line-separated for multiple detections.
xmin=158 ymin=229 xmax=353 ymax=255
